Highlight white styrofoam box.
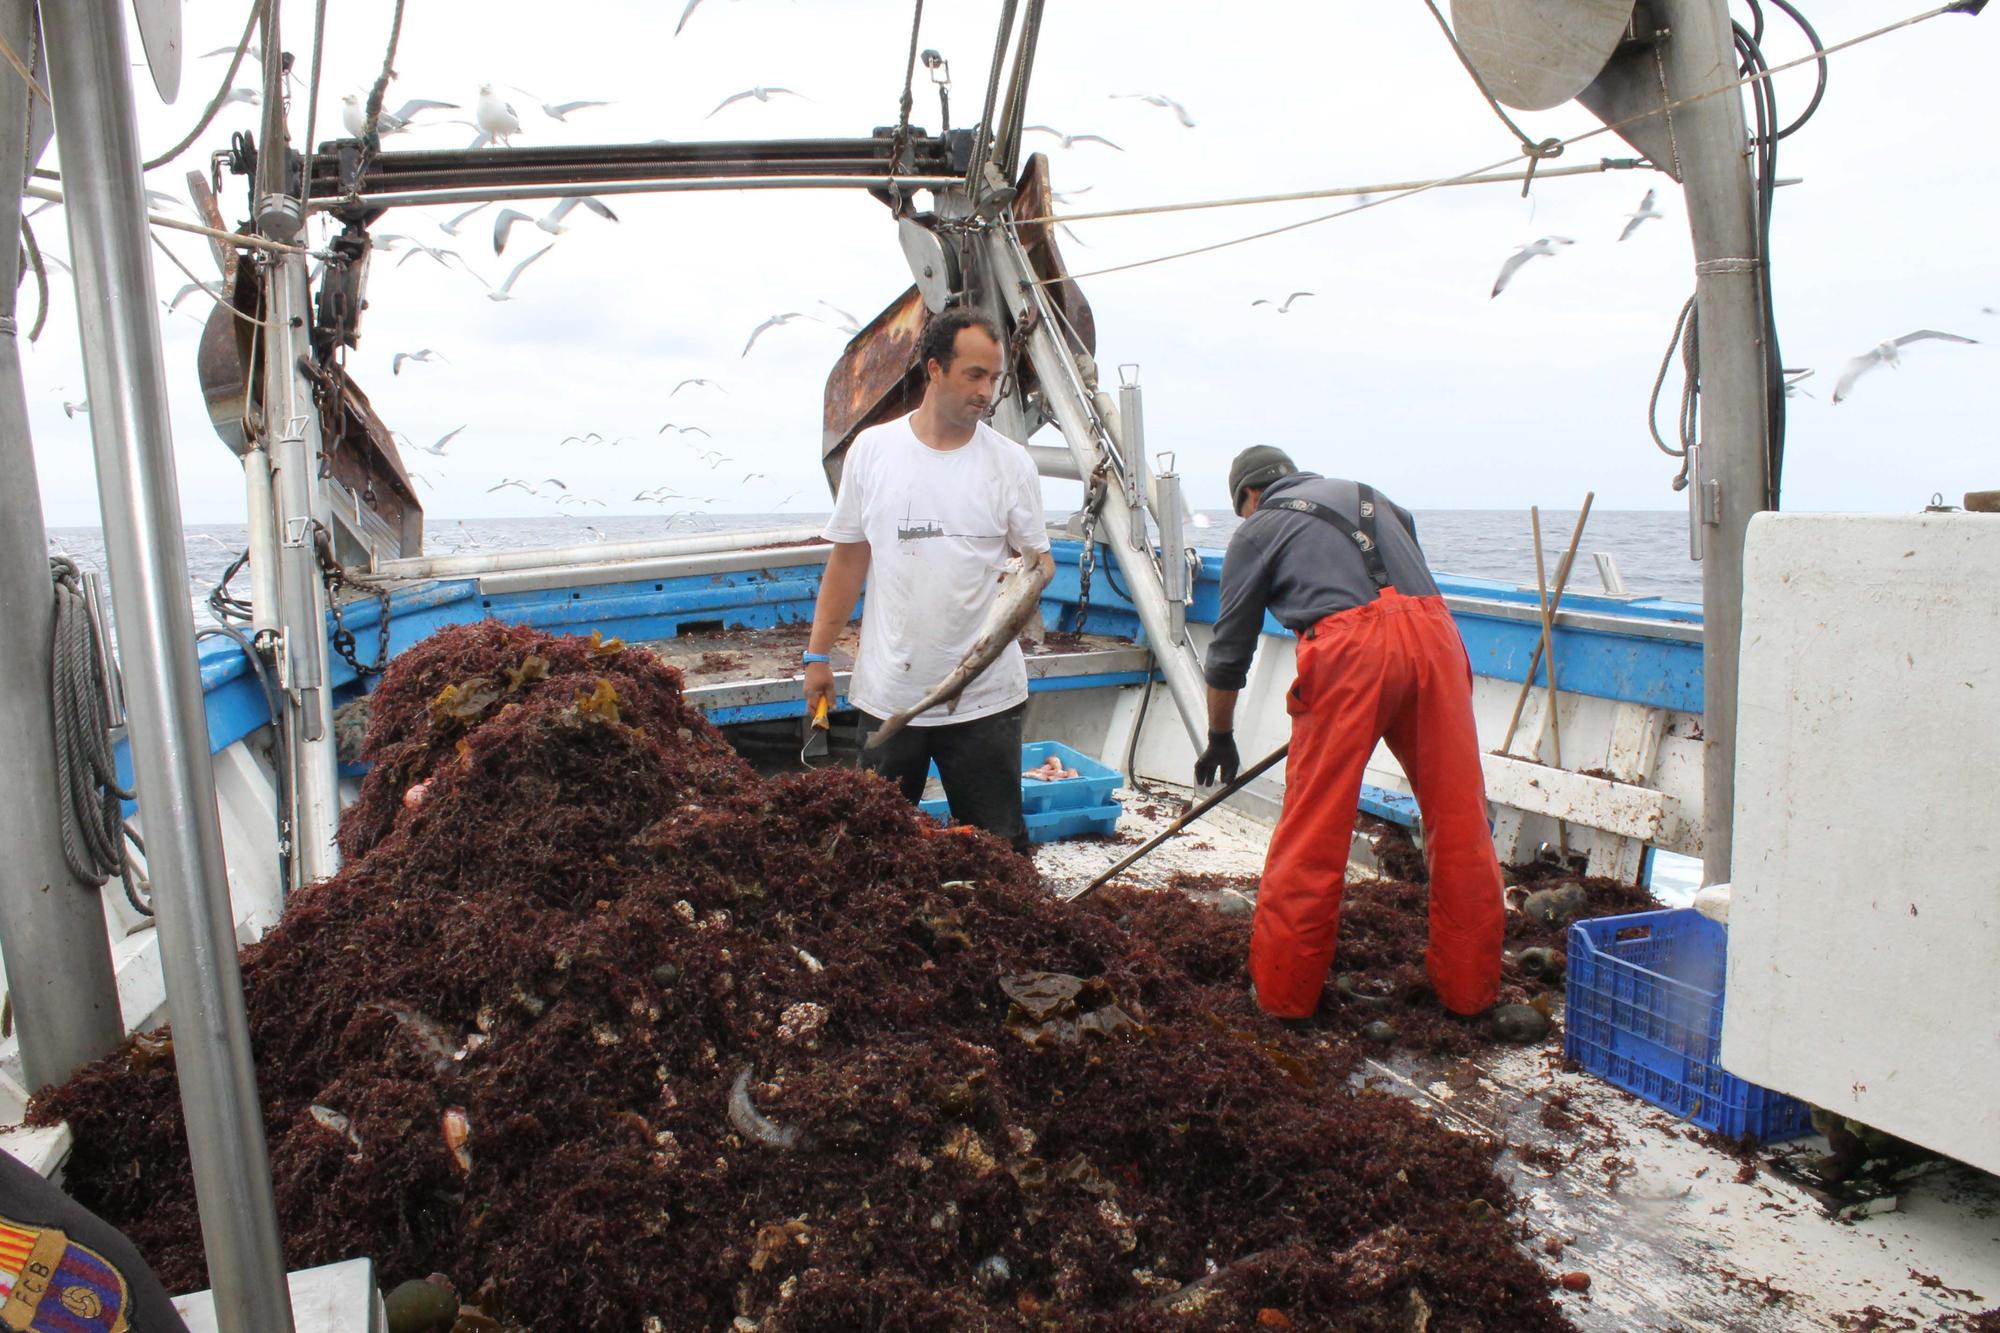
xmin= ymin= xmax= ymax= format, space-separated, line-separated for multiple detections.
xmin=1723 ymin=512 xmax=2000 ymax=1174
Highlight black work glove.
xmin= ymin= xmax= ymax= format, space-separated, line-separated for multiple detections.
xmin=1194 ymin=730 xmax=1240 ymax=787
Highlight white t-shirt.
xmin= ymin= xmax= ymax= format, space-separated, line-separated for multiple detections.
xmin=822 ymin=413 xmax=1050 ymax=726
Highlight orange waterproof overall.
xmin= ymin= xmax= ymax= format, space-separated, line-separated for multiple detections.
xmin=1249 ymin=588 xmax=1506 ymax=1018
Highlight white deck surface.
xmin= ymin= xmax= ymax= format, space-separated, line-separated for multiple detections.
xmin=173 ymin=1257 xmax=383 ymax=1332
xmin=1036 ymin=788 xmax=2000 ymax=1331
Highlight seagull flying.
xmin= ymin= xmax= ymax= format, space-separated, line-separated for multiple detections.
xmin=675 ymin=0 xmax=710 ymax=34
xmin=1782 ymin=368 xmax=1816 ymax=399
xmin=1831 ymin=331 xmax=1979 ymax=404
xmin=143 ymin=189 xmax=186 ymax=214
xmin=396 ymin=240 xmax=462 ymax=270
xmin=403 ymin=426 xmax=466 ymax=457
xmin=1490 ymin=236 xmax=1575 ymax=298
xmin=62 ymin=399 xmax=89 ymax=418
xmin=658 ymin=423 xmax=712 ymax=437
xmin=480 ymin=244 xmax=556 ymax=302
xmin=707 ymin=87 xmax=810 ymax=119
xmin=672 ymin=378 xmax=725 ymax=396
xmin=1024 ymin=125 xmax=1122 ymax=152
xmin=439 ymin=203 xmax=490 ymax=236
xmin=1252 ymin=291 xmax=1314 ymax=314
xmin=220 ymin=88 xmax=259 ymax=108
xmin=341 ymin=94 xmax=457 ymax=138
xmin=531 ymin=96 xmax=612 ymax=122
xmin=492 ymin=196 xmax=619 ymax=253
xmin=817 ymin=300 xmax=862 ymax=334
xmin=1112 ymin=93 xmax=1195 ymax=128
xmin=167 ymin=281 xmax=222 ymax=312
xmin=476 ymin=84 xmax=523 ymax=146
xmin=393 ymin=349 xmax=447 ymax=375
xmin=741 ymin=311 xmax=818 ymax=356
xmin=560 ymin=432 xmax=607 ymax=448
xmin=1618 ymin=188 xmax=1665 ymax=242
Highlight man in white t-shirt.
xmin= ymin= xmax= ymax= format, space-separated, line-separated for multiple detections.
xmin=803 ymin=308 xmax=1053 ymax=852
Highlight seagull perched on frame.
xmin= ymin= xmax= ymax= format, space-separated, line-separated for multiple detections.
xmin=1831 ymin=331 xmax=1979 ymax=404
xmin=475 ymin=84 xmax=523 ymax=146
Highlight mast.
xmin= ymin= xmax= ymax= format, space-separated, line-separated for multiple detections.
xmin=0 ymin=0 xmax=124 ymax=1092
xmin=1653 ymin=0 xmax=1771 ymax=884
xmin=253 ymin=2 xmax=343 ymax=885
xmin=38 ymin=2 xmax=297 ymax=1327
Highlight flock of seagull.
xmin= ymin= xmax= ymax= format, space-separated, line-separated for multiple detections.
xmin=144 ymin=50 xmax=1980 ymax=511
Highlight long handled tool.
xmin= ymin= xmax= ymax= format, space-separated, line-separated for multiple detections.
xmin=1498 ymin=492 xmax=1594 ymax=754
xmin=1064 ymin=743 xmax=1290 ymax=902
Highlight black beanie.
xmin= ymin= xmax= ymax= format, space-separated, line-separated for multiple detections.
xmin=1228 ymin=445 xmax=1297 ymax=513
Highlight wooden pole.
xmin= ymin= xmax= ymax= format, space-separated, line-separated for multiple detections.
xmin=1498 ymin=493 xmax=1594 ymax=754
xmin=1530 ymin=507 xmax=1570 ymax=862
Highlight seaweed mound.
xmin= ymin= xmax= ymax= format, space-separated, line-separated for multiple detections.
xmin=34 ymin=623 xmax=1573 ymax=1332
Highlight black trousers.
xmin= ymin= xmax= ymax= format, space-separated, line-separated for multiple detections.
xmin=859 ymin=701 xmax=1029 ymax=854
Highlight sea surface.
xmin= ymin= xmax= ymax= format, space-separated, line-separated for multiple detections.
xmin=44 ymin=507 xmax=1700 ymax=630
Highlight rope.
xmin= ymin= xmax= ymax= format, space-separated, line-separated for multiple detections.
xmin=1646 ymin=295 xmax=1699 ymax=493
xmin=359 ymin=0 xmax=410 ymax=144
xmin=1418 ymin=0 xmax=1563 ymax=191
xmin=301 ymin=0 xmax=329 ymax=192
xmin=1018 ymin=159 xmax=1642 ymax=228
xmin=19 ymin=216 xmax=49 ymax=342
xmin=48 ymin=558 xmax=145 ymax=913
xmin=26 ymin=0 xmax=262 ymax=181
xmin=966 ymin=0 xmax=1020 ymax=194
xmin=151 ymin=232 xmax=261 ymax=329
xmin=1032 ymin=0 xmax=1969 ymax=286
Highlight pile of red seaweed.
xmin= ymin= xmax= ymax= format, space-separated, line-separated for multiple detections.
xmin=34 ymin=622 xmax=1579 ymax=1332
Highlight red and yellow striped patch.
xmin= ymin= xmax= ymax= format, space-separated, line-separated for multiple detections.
xmin=0 ymin=1217 xmax=42 ymax=1293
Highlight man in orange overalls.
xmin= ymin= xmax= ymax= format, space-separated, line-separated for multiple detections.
xmin=1196 ymin=446 xmax=1505 ymax=1020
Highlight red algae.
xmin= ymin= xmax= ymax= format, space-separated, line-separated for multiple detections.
xmin=33 ymin=624 xmax=1578 ymax=1333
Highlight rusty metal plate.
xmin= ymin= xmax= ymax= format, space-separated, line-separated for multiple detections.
xmin=132 ymin=0 xmax=183 ymax=104
xmin=819 ymin=284 xmax=929 ymax=496
xmin=1011 ymin=152 xmax=1095 ymax=362
xmin=1449 ymin=0 xmax=1634 ymax=112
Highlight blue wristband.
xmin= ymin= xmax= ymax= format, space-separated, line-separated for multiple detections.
xmin=801 ymin=651 xmax=830 ymax=665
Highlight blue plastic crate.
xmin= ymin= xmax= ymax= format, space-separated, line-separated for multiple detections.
xmin=917 ymin=797 xmax=1122 ymax=844
xmin=917 ymin=740 xmax=1121 ymax=816
xmin=1565 ymin=908 xmax=1815 ymax=1143
xmin=916 ymin=741 xmax=1123 ymax=843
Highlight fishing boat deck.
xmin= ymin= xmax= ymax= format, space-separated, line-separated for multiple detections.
xmin=1038 ymin=789 xmax=2000 ymax=1332
xmin=646 ymin=622 xmax=1150 ymax=725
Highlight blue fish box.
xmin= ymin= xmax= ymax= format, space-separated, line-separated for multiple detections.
xmin=1565 ymin=908 xmax=1814 ymax=1143
xmin=918 ymin=740 xmax=1123 ymax=842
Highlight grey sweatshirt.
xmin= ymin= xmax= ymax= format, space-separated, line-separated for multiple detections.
xmin=1203 ymin=472 xmax=1438 ymax=691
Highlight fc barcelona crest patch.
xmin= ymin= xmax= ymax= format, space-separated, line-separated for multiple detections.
xmin=0 ymin=1215 xmax=131 ymax=1332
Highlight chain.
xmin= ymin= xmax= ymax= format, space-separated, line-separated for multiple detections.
xmin=1073 ymin=462 xmax=1109 ymax=635
xmin=992 ymin=306 xmax=1038 ymax=409
xmin=313 ymin=526 xmax=392 ymax=677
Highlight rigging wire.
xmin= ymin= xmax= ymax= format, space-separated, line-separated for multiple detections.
xmin=1032 ymin=0 xmax=1970 ymax=286
xmin=299 ymin=0 xmax=329 ymax=203
xmin=359 ymin=0 xmax=411 ymax=145
xmin=26 ymin=0 xmax=263 ymax=181
xmin=966 ymin=0 xmax=1020 ymax=194
xmin=150 ymin=231 xmax=261 ymax=329
xmin=1760 ymin=0 xmax=1830 ymax=139
xmin=1418 ymin=0 xmax=1564 ymax=189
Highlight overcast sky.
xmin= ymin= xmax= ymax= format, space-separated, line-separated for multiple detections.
xmin=24 ymin=0 xmax=1997 ymax=530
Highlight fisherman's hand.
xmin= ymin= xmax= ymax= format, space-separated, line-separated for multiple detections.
xmin=1194 ymin=730 xmax=1239 ymax=787
xmin=803 ymin=660 xmax=834 ymax=713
